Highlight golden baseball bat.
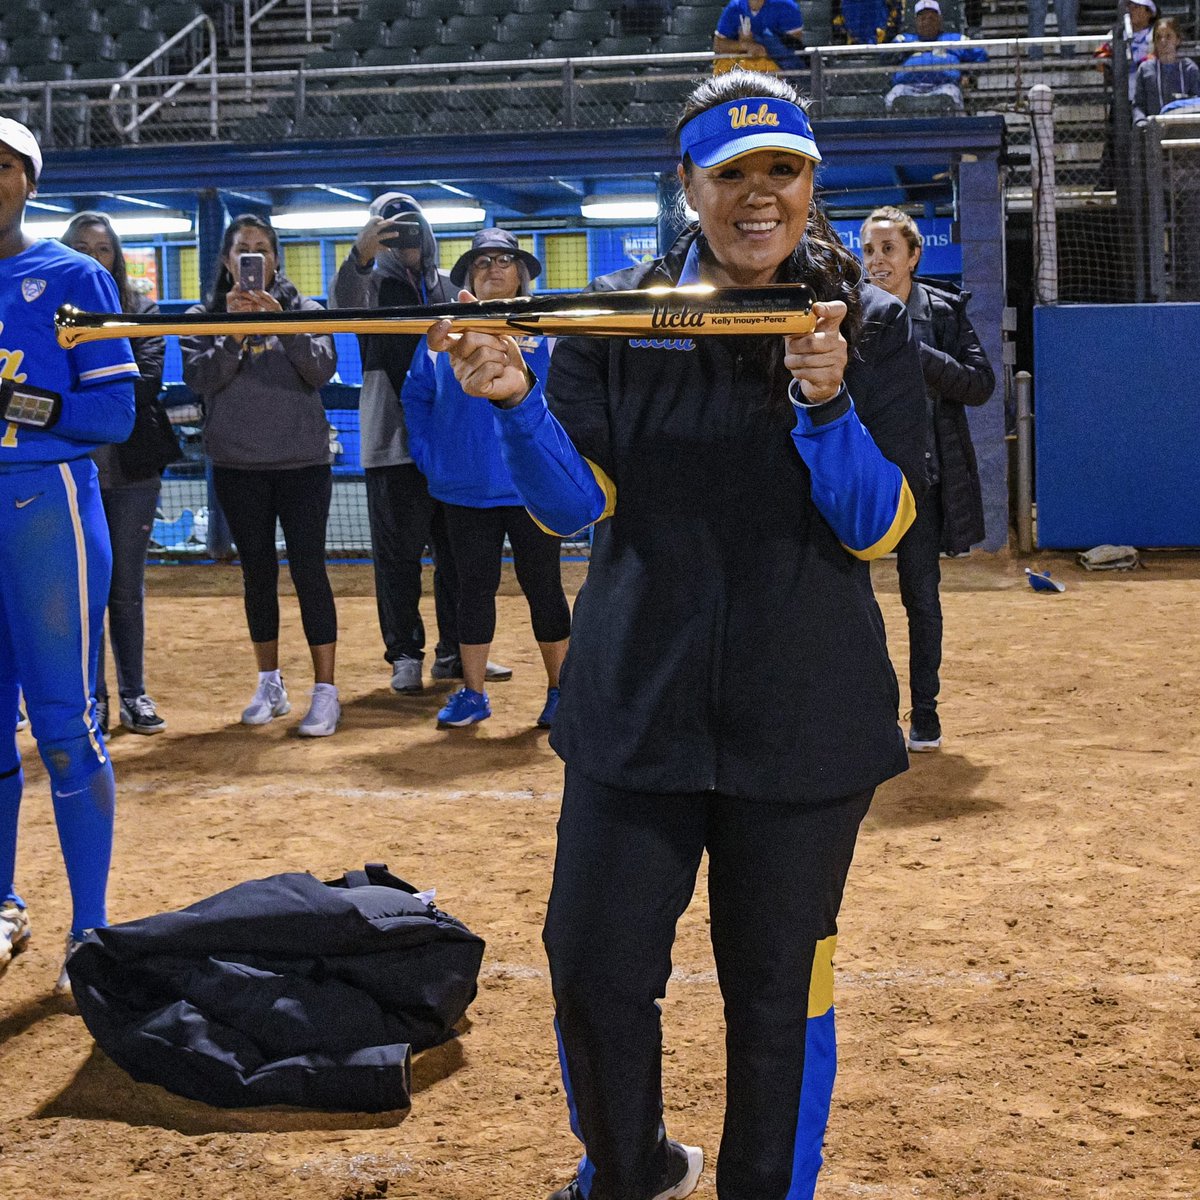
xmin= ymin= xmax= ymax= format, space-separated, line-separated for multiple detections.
xmin=55 ymin=283 xmax=817 ymax=348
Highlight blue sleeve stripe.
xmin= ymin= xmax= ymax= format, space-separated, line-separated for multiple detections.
xmin=790 ymin=395 xmax=917 ymax=560
xmin=79 ymin=362 xmax=138 ymax=382
xmin=842 ymin=473 xmax=916 ymax=561
xmin=528 ymin=457 xmax=616 ymax=538
xmin=494 ymin=384 xmax=609 ymax=537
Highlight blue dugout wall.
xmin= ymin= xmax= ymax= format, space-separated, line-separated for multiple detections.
xmin=1035 ymin=304 xmax=1200 ymax=548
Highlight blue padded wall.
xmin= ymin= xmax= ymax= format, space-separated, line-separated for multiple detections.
xmin=1035 ymin=304 xmax=1200 ymax=547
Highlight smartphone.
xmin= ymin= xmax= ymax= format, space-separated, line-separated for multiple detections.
xmin=238 ymin=252 xmax=265 ymax=292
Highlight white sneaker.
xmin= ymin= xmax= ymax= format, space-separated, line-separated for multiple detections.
xmin=242 ymin=676 xmax=290 ymax=725
xmin=298 ymin=683 xmax=340 ymax=737
xmin=0 ymin=901 xmax=31 ymax=977
xmin=54 ymin=932 xmax=85 ymax=996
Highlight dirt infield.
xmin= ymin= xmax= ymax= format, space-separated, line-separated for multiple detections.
xmin=1 ymin=553 xmax=1197 ymax=1200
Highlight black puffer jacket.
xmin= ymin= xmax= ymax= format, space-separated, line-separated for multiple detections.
xmin=906 ymin=278 xmax=995 ymax=554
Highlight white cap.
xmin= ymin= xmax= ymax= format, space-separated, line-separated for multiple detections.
xmin=0 ymin=118 xmax=41 ymax=182
xmin=914 ymin=0 xmax=941 ymax=12
xmin=1129 ymin=0 xmax=1157 ymax=11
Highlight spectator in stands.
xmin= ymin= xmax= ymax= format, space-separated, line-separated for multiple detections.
xmin=885 ymin=0 xmax=988 ymax=112
xmin=400 ymin=231 xmax=570 ymax=731
xmin=1133 ymin=17 xmax=1199 ymax=121
xmin=1027 ymin=0 xmax=1079 ymax=60
xmin=860 ymin=206 xmax=994 ymax=752
xmin=332 ymin=193 xmax=511 ymax=695
xmin=832 ymin=0 xmax=903 ymax=45
xmin=180 ymin=215 xmax=341 ymax=737
xmin=713 ymin=0 xmax=805 ymax=72
xmin=1095 ymin=0 xmax=1156 ymax=101
xmin=61 ymin=212 xmax=175 ymax=738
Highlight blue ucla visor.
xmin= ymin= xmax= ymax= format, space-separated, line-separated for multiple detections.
xmin=679 ymin=97 xmax=821 ymax=168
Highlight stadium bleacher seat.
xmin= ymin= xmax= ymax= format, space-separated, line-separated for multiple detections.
xmin=292 ymin=114 xmax=360 ymax=138
xmin=499 ymin=13 xmax=553 ymax=43
xmin=102 ymin=3 xmax=157 ymax=34
xmin=822 ymin=94 xmax=887 ymax=116
xmin=570 ymin=0 xmax=613 ymax=11
xmin=537 ymin=37 xmax=596 ymax=58
xmin=114 ymin=29 xmax=167 ymax=63
xmin=22 ymin=62 xmax=75 ymax=83
xmin=438 ymin=15 xmax=497 ymax=46
xmin=360 ymin=0 xmax=410 ymax=22
xmin=652 ymin=33 xmax=708 ymax=53
xmin=479 ymin=39 xmax=537 ymax=60
xmin=551 ymin=11 xmax=611 ymax=41
xmin=403 ymin=0 xmax=442 ymax=16
xmin=462 ymin=0 xmax=509 ymax=15
xmin=415 ymin=42 xmax=473 ymax=64
xmin=361 ymin=45 xmax=417 ymax=68
xmin=889 ymin=92 xmax=963 ymax=115
xmin=594 ymin=35 xmax=655 ymax=57
xmin=153 ymin=1 xmax=204 ymax=30
xmin=330 ymin=21 xmax=387 ymax=52
xmin=61 ymin=34 xmax=117 ymax=64
xmin=670 ymin=7 xmax=720 ymax=37
xmin=0 ymin=11 xmax=53 ymax=39
xmin=8 ymin=35 xmax=64 ymax=65
xmin=386 ymin=17 xmax=443 ymax=47
xmin=304 ymin=48 xmax=359 ymax=70
xmin=74 ymin=59 xmax=128 ymax=78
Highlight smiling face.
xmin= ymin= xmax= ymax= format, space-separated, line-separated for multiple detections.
xmin=223 ymin=223 xmax=278 ymax=289
xmin=678 ymin=148 xmax=814 ymax=288
xmin=860 ymin=219 xmax=921 ymax=300
xmin=470 ymin=251 xmax=522 ymax=301
xmin=68 ymin=221 xmax=117 ymax=275
xmin=0 ymin=144 xmax=36 ymax=258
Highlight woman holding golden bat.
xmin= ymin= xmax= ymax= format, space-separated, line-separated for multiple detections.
xmin=430 ymin=70 xmax=927 ymax=1200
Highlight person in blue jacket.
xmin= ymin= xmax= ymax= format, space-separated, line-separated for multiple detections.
xmin=0 ymin=120 xmax=138 ymax=992
xmin=428 ymin=70 xmax=926 ymax=1200
xmin=886 ymin=0 xmax=988 ymax=111
xmin=714 ymin=0 xmax=806 ymax=71
xmin=402 ymin=230 xmax=570 ymax=730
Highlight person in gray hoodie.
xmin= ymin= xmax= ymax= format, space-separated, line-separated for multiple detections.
xmin=181 ymin=214 xmax=340 ymax=737
xmin=332 ymin=192 xmax=510 ymax=694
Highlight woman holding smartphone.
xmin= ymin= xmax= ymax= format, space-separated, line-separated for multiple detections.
xmin=180 ymin=215 xmax=341 ymax=736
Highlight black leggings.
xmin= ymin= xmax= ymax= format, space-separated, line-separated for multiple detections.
xmin=441 ymin=503 xmax=570 ymax=646
xmin=213 ymin=464 xmax=337 ymax=646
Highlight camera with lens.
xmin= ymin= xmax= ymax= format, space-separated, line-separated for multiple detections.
xmin=377 ymin=201 xmax=424 ymax=250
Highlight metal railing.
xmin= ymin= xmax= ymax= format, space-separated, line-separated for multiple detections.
xmin=111 ymin=14 xmax=220 ymax=142
xmin=0 ymin=35 xmax=1115 ymax=181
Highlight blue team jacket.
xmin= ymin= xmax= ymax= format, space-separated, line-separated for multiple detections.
xmin=400 ymin=331 xmax=552 ymax=507
xmin=892 ymin=32 xmax=988 ymax=87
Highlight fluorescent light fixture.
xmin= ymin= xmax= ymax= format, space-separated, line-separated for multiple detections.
xmin=421 ymin=204 xmax=486 ymax=225
xmin=23 ymin=215 xmax=192 ymax=237
xmin=272 ymin=208 xmax=369 ymax=231
xmin=581 ymin=196 xmax=658 ymax=221
xmin=273 ymin=204 xmax=485 ymax=231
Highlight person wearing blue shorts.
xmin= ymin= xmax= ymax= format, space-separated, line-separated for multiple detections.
xmin=0 ymin=119 xmax=137 ymax=992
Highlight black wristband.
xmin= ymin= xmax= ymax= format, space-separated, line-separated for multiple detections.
xmin=1 ymin=378 xmax=62 ymax=430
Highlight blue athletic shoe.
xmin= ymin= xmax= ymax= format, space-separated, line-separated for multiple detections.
xmin=536 ymin=686 xmax=560 ymax=729
xmin=437 ymin=687 xmax=491 ymax=728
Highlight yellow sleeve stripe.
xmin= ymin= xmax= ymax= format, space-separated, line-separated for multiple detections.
xmin=529 ymin=458 xmax=617 ymax=538
xmin=808 ymin=934 xmax=837 ymax=1019
xmin=843 ymin=474 xmax=917 ymax=562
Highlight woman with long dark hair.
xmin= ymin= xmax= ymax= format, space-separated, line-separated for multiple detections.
xmin=180 ymin=215 xmax=340 ymax=736
xmin=429 ymin=70 xmax=927 ymax=1200
xmin=61 ymin=211 xmax=175 ymax=737
xmin=860 ymin=206 xmax=994 ymax=752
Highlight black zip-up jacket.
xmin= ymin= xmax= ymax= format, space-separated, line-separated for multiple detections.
xmin=907 ymin=277 xmax=994 ymax=553
xmin=530 ymin=231 xmax=928 ymax=803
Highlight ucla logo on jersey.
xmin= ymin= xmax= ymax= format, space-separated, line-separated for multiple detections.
xmin=513 ymin=334 xmax=541 ymax=354
xmin=21 ymin=278 xmax=46 ymax=303
xmin=629 ymin=338 xmax=696 ymax=351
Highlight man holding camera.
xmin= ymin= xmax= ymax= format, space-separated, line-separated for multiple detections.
xmin=333 ymin=192 xmax=511 ymax=693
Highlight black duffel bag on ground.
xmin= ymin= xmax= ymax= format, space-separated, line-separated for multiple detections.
xmin=66 ymin=863 xmax=485 ymax=1111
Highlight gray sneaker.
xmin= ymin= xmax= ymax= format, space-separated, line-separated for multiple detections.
xmin=431 ymin=654 xmax=513 ymax=682
xmin=390 ymin=657 xmax=423 ymax=693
